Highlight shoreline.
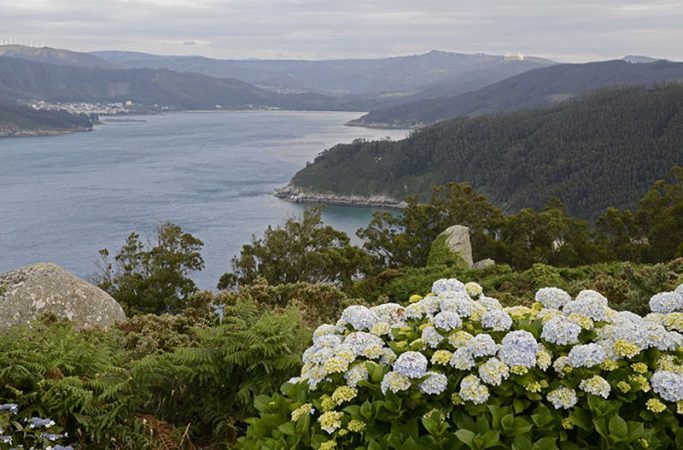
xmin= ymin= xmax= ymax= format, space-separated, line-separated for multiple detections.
xmin=274 ymin=184 xmax=407 ymax=210
xmin=0 ymin=127 xmax=93 ymax=138
xmin=345 ymin=119 xmax=421 ymax=130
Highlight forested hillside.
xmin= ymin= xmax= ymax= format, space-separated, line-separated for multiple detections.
xmin=291 ymin=84 xmax=683 ymax=219
xmin=349 ymin=59 xmax=683 ymax=128
xmin=0 ymin=103 xmax=93 ymax=136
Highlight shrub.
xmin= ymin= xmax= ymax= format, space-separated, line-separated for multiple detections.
xmin=239 ymin=278 xmax=683 ymax=449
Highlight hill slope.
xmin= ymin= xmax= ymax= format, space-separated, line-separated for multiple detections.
xmin=0 ymin=45 xmax=113 ymax=69
xmin=92 ymin=50 xmax=553 ymax=96
xmin=349 ymin=60 xmax=683 ymax=128
xmin=288 ymin=85 xmax=683 ymax=219
xmin=0 ymin=56 xmax=360 ymax=111
xmin=0 ymin=103 xmax=93 ymax=137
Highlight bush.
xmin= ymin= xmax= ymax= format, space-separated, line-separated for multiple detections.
xmin=239 ymin=278 xmax=683 ymax=449
xmin=0 ymin=298 xmax=311 ymax=448
xmin=355 ymin=259 xmax=683 ymax=316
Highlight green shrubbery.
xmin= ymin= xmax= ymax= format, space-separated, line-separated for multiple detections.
xmin=0 ymin=296 xmax=310 ymax=448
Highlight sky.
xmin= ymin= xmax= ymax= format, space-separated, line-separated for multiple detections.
xmin=1 ymin=0 xmax=682 ymax=62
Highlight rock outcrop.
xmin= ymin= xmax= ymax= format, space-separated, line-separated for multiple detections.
xmin=0 ymin=262 xmax=126 ymax=332
xmin=473 ymin=258 xmax=496 ymax=270
xmin=427 ymin=225 xmax=474 ymax=267
xmin=274 ymin=184 xmax=407 ymax=209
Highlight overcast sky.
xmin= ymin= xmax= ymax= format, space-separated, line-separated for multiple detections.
xmin=1 ymin=0 xmax=682 ymax=62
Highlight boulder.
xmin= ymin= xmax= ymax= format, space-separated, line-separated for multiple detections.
xmin=473 ymin=258 xmax=496 ymax=270
xmin=0 ymin=262 xmax=126 ymax=332
xmin=427 ymin=225 xmax=473 ymax=267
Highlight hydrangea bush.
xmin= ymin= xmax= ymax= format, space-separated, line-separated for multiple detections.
xmin=0 ymin=403 xmax=73 ymax=450
xmin=239 ymin=279 xmax=683 ymax=450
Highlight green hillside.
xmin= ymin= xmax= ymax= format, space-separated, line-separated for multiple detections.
xmin=291 ymin=84 xmax=683 ymax=219
xmin=0 ymin=103 xmax=93 ymax=136
xmin=349 ymin=59 xmax=683 ymax=128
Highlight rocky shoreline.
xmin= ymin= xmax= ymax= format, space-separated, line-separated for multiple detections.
xmin=274 ymin=184 xmax=407 ymax=210
xmin=0 ymin=127 xmax=93 ymax=138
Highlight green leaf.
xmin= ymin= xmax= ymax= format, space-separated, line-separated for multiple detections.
xmin=533 ymin=437 xmax=558 ymax=450
xmin=608 ymin=414 xmax=628 ymax=441
xmin=455 ymin=429 xmax=476 ymax=448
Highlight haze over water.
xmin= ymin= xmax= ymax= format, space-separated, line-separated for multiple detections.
xmin=0 ymin=111 xmax=407 ymax=288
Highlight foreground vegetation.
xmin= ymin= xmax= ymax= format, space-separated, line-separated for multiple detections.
xmin=1 ymin=169 xmax=683 ymax=448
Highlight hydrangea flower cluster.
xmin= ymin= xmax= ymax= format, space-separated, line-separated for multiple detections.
xmin=0 ymin=403 xmax=73 ymax=450
xmin=256 ymin=279 xmax=683 ymax=449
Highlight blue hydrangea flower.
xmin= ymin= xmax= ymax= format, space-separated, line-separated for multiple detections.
xmin=0 ymin=403 xmax=18 ymax=415
xmin=567 ymin=343 xmax=606 ymax=368
xmin=480 ymin=309 xmax=512 ymax=331
xmin=541 ymin=316 xmax=581 ymax=345
xmin=651 ymin=370 xmax=683 ymax=402
xmin=433 ymin=311 xmax=462 ymax=331
xmin=432 ymin=278 xmax=465 ymax=295
xmin=421 ymin=326 xmax=443 ymax=348
xmin=393 ymin=351 xmax=428 ymax=378
xmin=650 ymin=292 xmax=683 ymax=314
xmin=498 ymin=330 xmax=538 ymax=368
xmin=468 ymin=333 xmax=498 ymax=358
xmin=340 ymin=305 xmax=379 ymax=331
xmin=535 ymin=287 xmax=572 ymax=310
xmin=419 ymin=371 xmax=448 ymax=395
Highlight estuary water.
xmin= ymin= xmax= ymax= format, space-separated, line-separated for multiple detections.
xmin=0 ymin=111 xmax=407 ymax=288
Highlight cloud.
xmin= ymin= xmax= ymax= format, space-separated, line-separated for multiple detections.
xmin=0 ymin=0 xmax=681 ymax=61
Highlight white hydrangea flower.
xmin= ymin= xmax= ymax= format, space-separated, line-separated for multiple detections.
xmin=419 ymin=371 xmax=448 ymax=395
xmin=432 ymin=278 xmax=466 ymax=295
xmin=547 ymin=387 xmax=577 ymax=409
xmin=579 ymin=375 xmax=611 ymax=399
xmin=418 ymin=295 xmax=442 ymax=316
xmin=481 ymin=309 xmax=513 ymax=331
xmin=422 ymin=326 xmax=444 ymax=348
xmin=468 ymin=333 xmax=498 ymax=358
xmin=535 ymin=287 xmax=572 ymax=310
xmin=478 ymin=357 xmax=509 ymax=386
xmin=651 ymin=370 xmax=683 ymax=402
xmin=440 ymin=293 xmax=475 ymax=318
xmin=649 ymin=292 xmax=683 ymax=314
xmin=340 ymin=305 xmax=379 ymax=331
xmin=541 ymin=316 xmax=581 ymax=345
xmin=433 ymin=311 xmax=462 ymax=331
xmin=381 ymin=371 xmax=411 ymax=394
xmin=567 ymin=343 xmax=606 ymax=368
xmin=479 ymin=295 xmax=503 ymax=311
xmin=448 ymin=330 xmax=474 ymax=348
xmin=393 ymin=351 xmax=428 ymax=378
xmin=552 ymin=356 xmax=569 ymax=374
xmin=450 ymin=347 xmax=476 ymax=370
xmin=370 ymin=303 xmax=406 ymax=326
xmin=313 ymin=334 xmax=342 ymax=349
xmin=498 ymin=330 xmax=538 ymax=368
xmin=563 ymin=295 xmax=609 ymax=322
xmin=343 ymin=332 xmax=385 ymax=357
xmin=459 ymin=375 xmax=490 ymax=404
xmin=344 ymin=363 xmax=369 ymax=388
xmin=404 ymin=303 xmax=426 ymax=321
xmin=676 ymin=283 xmax=683 ymax=296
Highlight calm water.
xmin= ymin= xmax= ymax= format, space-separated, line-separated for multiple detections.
xmin=0 ymin=111 xmax=407 ymax=288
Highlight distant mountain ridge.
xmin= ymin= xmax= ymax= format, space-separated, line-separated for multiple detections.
xmin=91 ymin=49 xmax=554 ymax=97
xmin=349 ymin=59 xmax=683 ymax=128
xmin=287 ymin=84 xmax=683 ymax=220
xmin=0 ymin=56 xmax=381 ymax=111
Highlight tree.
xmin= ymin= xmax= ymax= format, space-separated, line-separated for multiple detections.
xmin=358 ymin=183 xmax=503 ymax=269
xmin=224 ymin=208 xmax=370 ymax=289
xmin=97 ymin=223 xmax=204 ymax=315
